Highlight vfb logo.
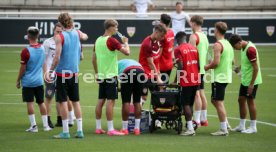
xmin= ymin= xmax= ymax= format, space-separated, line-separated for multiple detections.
xmin=35 ymin=21 xmax=81 ymax=36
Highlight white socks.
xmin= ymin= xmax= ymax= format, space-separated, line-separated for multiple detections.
xmin=220 ymin=121 xmax=227 ymax=130
xmin=68 ymin=110 xmax=75 ymax=124
xmin=250 ymin=120 xmax=257 ymax=129
xmin=76 ymin=118 xmax=83 ymax=132
xmin=122 ymin=121 xmax=128 ymax=130
xmin=135 ymin=119 xmax=140 ymax=129
xmin=41 ymin=115 xmax=48 ymax=128
xmin=239 ymin=119 xmax=246 ymax=128
xmin=201 ymin=110 xmax=207 ymax=121
xmin=194 ymin=111 xmax=201 ymax=124
xmin=62 ymin=119 xmax=69 ymax=133
xmin=187 ymin=121 xmax=194 ymax=131
xmin=96 ymin=119 xmax=102 ymax=130
xmin=107 ymin=120 xmax=114 ymax=131
xmin=28 ymin=114 xmax=36 ymax=126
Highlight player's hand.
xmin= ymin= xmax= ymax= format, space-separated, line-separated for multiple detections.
xmin=233 ymin=65 xmax=241 ymax=74
xmin=16 ymin=80 xmax=21 ymax=89
xmin=95 ymin=74 xmax=101 ymax=84
xmin=156 ymin=77 xmax=165 ymax=91
xmin=204 ymin=65 xmax=209 ymax=71
xmin=122 ymin=36 xmax=129 ymax=44
xmin=45 ymin=71 xmax=55 ymax=83
xmin=247 ymin=84 xmax=254 ymax=96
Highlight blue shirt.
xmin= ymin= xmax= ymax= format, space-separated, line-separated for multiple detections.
xmin=118 ymin=59 xmax=143 ymax=75
xmin=56 ymin=29 xmax=81 ymax=74
xmin=22 ymin=45 xmax=45 ymax=87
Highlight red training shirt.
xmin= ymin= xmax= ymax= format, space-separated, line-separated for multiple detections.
xmin=174 ymin=43 xmax=200 ymax=87
xmin=139 ymin=36 xmax=162 ymax=79
xmin=159 ymin=29 xmax=175 ymax=71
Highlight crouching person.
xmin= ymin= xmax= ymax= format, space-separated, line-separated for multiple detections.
xmin=118 ymin=59 xmax=145 ymax=135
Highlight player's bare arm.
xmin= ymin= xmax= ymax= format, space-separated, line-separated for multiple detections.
xmin=16 ymin=64 xmax=26 ymax=89
xmin=92 ymin=46 xmax=98 ymax=74
xmin=50 ymin=34 xmax=62 ymax=72
xmin=189 ymin=34 xmax=197 ymax=47
xmin=119 ymin=36 xmax=130 ymax=56
xmin=204 ymin=43 xmax=221 ymax=71
xmin=147 ymin=57 xmax=162 ymax=84
xmin=42 ymin=41 xmax=49 ymax=75
xmin=78 ymin=30 xmax=88 ymax=41
xmin=187 ymin=16 xmax=192 ymax=28
xmin=248 ymin=61 xmax=259 ymax=95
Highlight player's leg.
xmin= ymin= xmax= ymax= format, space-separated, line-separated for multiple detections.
xmin=199 ymin=75 xmax=208 ymax=126
xmin=55 ymin=102 xmax=62 ymax=127
xmin=95 ymin=80 xmax=106 ymax=134
xmin=242 ymin=85 xmax=258 ymax=134
xmin=199 ymin=89 xmax=208 ymax=125
xmin=232 ymin=84 xmax=247 ymax=132
xmin=45 ymin=82 xmax=55 ymax=128
xmin=132 ymin=71 xmax=143 ymax=135
xmin=23 ymin=87 xmax=38 ymax=132
xmin=106 ymin=77 xmax=124 ymax=136
xmin=72 ymin=101 xmax=83 ymax=137
xmin=53 ymin=76 xmax=70 ymax=139
xmin=120 ymin=78 xmax=131 ymax=135
xmin=67 ymin=76 xmax=83 ymax=138
xmin=210 ymin=83 xmax=229 ymax=136
xmin=68 ymin=100 xmax=75 ymax=127
xmin=181 ymin=86 xmax=197 ymax=136
xmin=35 ymin=86 xmax=51 ymax=131
xmin=194 ymin=90 xmax=202 ymax=126
xmin=26 ymin=102 xmax=38 ymax=132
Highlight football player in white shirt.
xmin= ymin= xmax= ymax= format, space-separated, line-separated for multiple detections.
xmin=131 ymin=0 xmax=155 ymax=18
xmin=43 ymin=22 xmax=76 ymax=128
xmin=170 ymin=2 xmax=191 ymax=36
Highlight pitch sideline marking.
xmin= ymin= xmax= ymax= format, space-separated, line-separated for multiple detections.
xmin=0 ymin=102 xmax=275 ymax=128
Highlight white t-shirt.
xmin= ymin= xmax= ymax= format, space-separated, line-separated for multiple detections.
xmin=170 ymin=11 xmax=190 ymax=35
xmin=133 ymin=0 xmax=153 ymax=17
xmin=43 ymin=37 xmax=56 ymax=71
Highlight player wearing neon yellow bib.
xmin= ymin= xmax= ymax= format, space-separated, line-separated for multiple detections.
xmin=189 ymin=15 xmax=209 ymax=127
xmin=92 ymin=19 xmax=130 ymax=136
xmin=229 ymin=34 xmax=262 ymax=134
xmin=205 ymin=22 xmax=234 ymax=136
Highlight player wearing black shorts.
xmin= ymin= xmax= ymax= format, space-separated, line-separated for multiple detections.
xmin=118 ymin=59 xmax=145 ymax=135
xmin=204 ymin=22 xmax=234 ymax=136
xmin=16 ymin=26 xmax=51 ymax=132
xmin=189 ymin=15 xmax=209 ymax=126
xmin=48 ymin=13 xmax=88 ymax=139
xmin=174 ymin=32 xmax=200 ymax=136
xmin=229 ymin=34 xmax=262 ymax=134
xmin=92 ymin=19 xmax=130 ymax=136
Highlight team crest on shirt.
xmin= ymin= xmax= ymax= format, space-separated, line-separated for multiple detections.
xmin=47 ymin=90 xmax=52 ymax=96
xmin=160 ymin=98 xmax=166 ymax=105
xmin=266 ymin=26 xmax=275 ymax=37
xmin=127 ymin=27 xmax=136 ymax=37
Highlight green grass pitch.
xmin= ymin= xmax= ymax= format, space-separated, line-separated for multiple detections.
xmin=0 ymin=46 xmax=275 ymax=152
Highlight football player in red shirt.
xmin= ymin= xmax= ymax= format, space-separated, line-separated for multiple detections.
xmin=159 ymin=14 xmax=175 ymax=84
xmin=173 ymin=31 xmax=200 ymax=136
xmin=139 ymin=24 xmax=167 ymax=101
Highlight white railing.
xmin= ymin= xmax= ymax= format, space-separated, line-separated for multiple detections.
xmin=0 ymin=11 xmax=276 ymax=19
